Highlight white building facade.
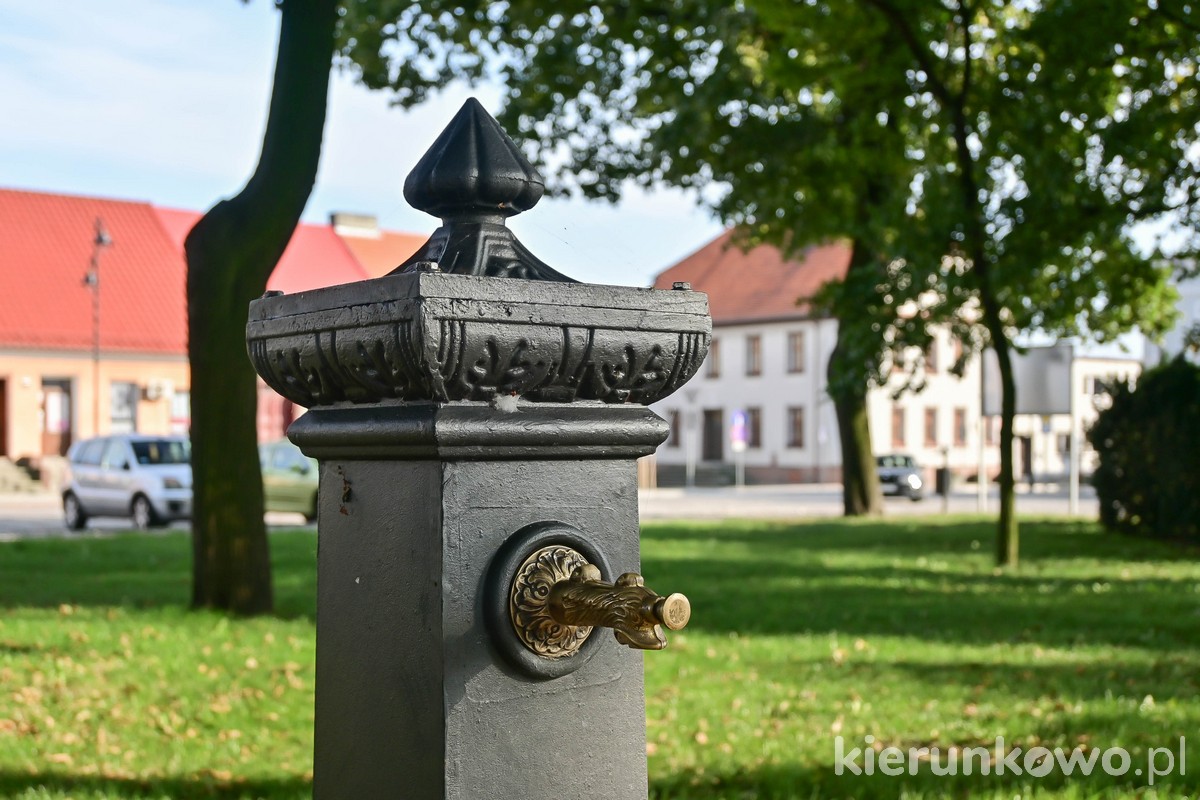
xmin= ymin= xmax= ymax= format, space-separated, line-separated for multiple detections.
xmin=1145 ymin=267 xmax=1200 ymax=364
xmin=649 ymin=231 xmax=1143 ymax=487
xmin=651 ymin=319 xmax=991 ymax=485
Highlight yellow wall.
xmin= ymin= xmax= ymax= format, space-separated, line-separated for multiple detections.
xmin=0 ymin=349 xmax=189 ymax=460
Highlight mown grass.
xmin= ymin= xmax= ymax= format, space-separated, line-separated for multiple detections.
xmin=0 ymin=518 xmax=1197 ymax=799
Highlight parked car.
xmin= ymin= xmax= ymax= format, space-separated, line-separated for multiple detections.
xmin=63 ymin=435 xmax=192 ymax=530
xmin=259 ymin=439 xmax=319 ymax=522
xmin=876 ymin=453 xmax=924 ymax=501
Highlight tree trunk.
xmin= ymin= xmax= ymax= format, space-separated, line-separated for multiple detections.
xmin=990 ymin=329 xmax=1019 ymax=567
xmin=827 ymin=241 xmax=883 ymax=517
xmin=969 ymin=253 xmax=1019 ymax=566
xmin=829 ymin=369 xmax=882 ymax=516
xmin=185 ymin=0 xmax=340 ymax=614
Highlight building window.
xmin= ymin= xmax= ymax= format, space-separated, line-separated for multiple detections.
xmin=1083 ymin=375 xmax=1114 ymax=396
xmin=891 ymin=406 xmax=906 ymax=449
xmin=925 ymin=339 xmax=939 ymax=374
xmin=954 ymin=407 xmax=967 ymax=447
xmin=952 ymin=337 xmax=964 ymax=365
xmin=101 ymin=438 xmax=130 ymax=471
xmin=924 ymin=407 xmax=938 ymax=447
xmin=666 ymin=410 xmax=681 ymax=448
xmin=787 ymin=331 xmax=806 ymax=373
xmin=985 ymin=416 xmax=998 ymax=446
xmin=170 ymin=390 xmax=191 ymax=435
xmin=745 ymin=335 xmax=762 ymax=376
xmin=75 ymin=438 xmax=105 ymax=466
xmin=110 ymin=381 xmax=138 ymax=434
xmin=746 ymin=407 xmax=762 ymax=448
xmin=707 ymin=337 xmax=721 ymax=378
xmin=788 ymin=406 xmax=805 ymax=448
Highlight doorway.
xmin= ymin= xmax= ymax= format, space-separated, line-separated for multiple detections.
xmin=702 ymin=409 xmax=724 ymax=462
xmin=41 ymin=379 xmax=73 ymax=456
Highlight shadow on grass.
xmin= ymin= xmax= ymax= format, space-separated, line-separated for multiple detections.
xmin=845 ymin=657 xmax=1200 ymax=705
xmin=645 ymin=556 xmax=1200 ymax=649
xmin=0 ymin=771 xmax=311 ymax=800
xmin=0 ymin=530 xmax=317 ymax=620
xmin=2 ymin=519 xmax=1196 ymax=647
xmin=644 ymin=516 xmax=1200 ymax=565
xmin=641 ymin=518 xmax=1200 ymax=651
xmin=649 ymin=758 xmax=1200 ymax=799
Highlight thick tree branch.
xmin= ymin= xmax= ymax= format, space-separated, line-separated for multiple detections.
xmin=862 ymin=0 xmax=959 ymax=110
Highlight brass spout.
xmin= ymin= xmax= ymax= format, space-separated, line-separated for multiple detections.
xmin=508 ymin=545 xmax=691 ymax=658
xmin=548 ymin=565 xmax=690 ymax=650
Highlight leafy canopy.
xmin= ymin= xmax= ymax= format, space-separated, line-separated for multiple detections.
xmin=338 ymin=0 xmax=1195 ymax=349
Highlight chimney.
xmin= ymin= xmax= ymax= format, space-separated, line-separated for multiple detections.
xmin=329 ymin=212 xmax=380 ymax=238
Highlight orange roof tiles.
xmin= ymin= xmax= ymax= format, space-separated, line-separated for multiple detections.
xmin=653 ymin=230 xmax=850 ymax=324
xmin=154 ymin=208 xmax=372 ymax=294
xmin=0 ymin=188 xmax=427 ymax=355
xmin=338 ymin=229 xmax=427 ymax=280
xmin=0 ymin=188 xmax=187 ymax=354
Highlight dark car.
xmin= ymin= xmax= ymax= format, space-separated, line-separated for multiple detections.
xmin=876 ymin=453 xmax=924 ymax=501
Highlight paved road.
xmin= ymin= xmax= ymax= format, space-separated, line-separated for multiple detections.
xmin=640 ymin=481 xmax=1097 ymax=520
xmin=0 ymin=483 xmax=1097 ymax=540
xmin=0 ymin=493 xmax=310 ymax=541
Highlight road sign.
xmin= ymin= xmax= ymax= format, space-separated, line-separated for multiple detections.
xmin=730 ymin=409 xmax=747 ymax=453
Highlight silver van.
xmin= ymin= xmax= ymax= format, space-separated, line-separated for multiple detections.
xmin=63 ymin=435 xmax=192 ymax=530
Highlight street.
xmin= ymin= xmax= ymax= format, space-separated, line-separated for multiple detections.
xmin=0 ymin=483 xmax=1097 ymax=540
xmin=639 ymin=481 xmax=1097 ymax=520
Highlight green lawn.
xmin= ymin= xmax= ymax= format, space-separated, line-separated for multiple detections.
xmin=1 ymin=518 xmax=1197 ymax=799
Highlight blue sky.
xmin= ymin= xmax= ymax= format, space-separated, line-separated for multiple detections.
xmin=0 ymin=2 xmax=724 ymax=287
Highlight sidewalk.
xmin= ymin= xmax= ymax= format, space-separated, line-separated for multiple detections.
xmin=638 ymin=482 xmax=1097 ymax=521
xmin=0 ymin=482 xmax=1098 ymax=539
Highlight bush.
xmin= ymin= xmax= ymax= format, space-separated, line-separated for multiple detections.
xmin=1087 ymin=356 xmax=1200 ymax=542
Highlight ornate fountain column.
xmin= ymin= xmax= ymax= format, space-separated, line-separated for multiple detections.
xmin=247 ymin=98 xmax=710 ymax=800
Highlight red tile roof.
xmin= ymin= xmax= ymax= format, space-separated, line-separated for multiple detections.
xmin=154 ymin=208 xmax=372 ymax=294
xmin=653 ymin=230 xmax=850 ymax=324
xmin=338 ymin=229 xmax=427 ymax=280
xmin=0 ymin=188 xmax=424 ymax=354
xmin=0 ymin=188 xmax=187 ymax=353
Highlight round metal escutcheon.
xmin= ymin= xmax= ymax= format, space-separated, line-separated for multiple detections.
xmin=484 ymin=521 xmax=611 ymax=680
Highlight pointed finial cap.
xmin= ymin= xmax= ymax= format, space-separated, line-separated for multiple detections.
xmin=403 ymin=98 xmax=545 ymax=220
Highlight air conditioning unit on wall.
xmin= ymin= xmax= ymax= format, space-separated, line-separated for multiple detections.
xmin=143 ymin=379 xmax=173 ymax=402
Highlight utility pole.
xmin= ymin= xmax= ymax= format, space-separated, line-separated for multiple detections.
xmin=84 ymin=218 xmax=113 ymax=437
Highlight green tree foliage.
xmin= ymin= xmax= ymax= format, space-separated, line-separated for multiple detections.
xmin=859 ymin=0 xmax=1194 ymax=565
xmin=1088 ymin=357 xmax=1200 ymax=542
xmin=342 ymin=0 xmax=1197 ymax=562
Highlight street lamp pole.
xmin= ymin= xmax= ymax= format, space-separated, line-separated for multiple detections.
xmin=84 ymin=218 xmax=112 ymax=437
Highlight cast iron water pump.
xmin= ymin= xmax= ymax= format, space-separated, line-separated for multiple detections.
xmin=247 ymin=99 xmax=711 ymax=799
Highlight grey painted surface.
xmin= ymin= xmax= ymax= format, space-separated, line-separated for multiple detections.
xmin=312 ymin=461 xmax=445 ymax=798
xmin=288 ymin=404 xmax=669 ymax=462
xmin=442 ymin=460 xmax=647 ymax=799
xmin=247 ymin=271 xmax=711 ymax=410
xmin=305 ymin=453 xmax=649 ymax=799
